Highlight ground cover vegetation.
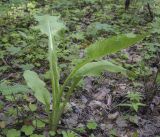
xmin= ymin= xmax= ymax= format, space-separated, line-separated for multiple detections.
xmin=0 ymin=0 xmax=160 ymax=137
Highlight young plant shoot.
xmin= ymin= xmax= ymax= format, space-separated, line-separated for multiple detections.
xmin=23 ymin=15 xmax=145 ymax=131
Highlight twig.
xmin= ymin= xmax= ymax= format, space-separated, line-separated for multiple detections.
xmin=147 ymin=3 xmax=154 ymax=21
xmin=11 ymin=94 xmax=21 ymax=123
xmin=1 ymin=58 xmax=8 ymax=66
xmin=152 ymin=51 xmax=160 ymax=94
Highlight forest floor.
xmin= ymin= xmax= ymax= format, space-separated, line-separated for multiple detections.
xmin=0 ymin=0 xmax=160 ymax=137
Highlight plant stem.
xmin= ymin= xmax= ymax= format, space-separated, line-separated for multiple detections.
xmin=51 ymin=59 xmax=91 ymax=130
xmin=60 ymin=59 xmax=91 ymax=99
xmin=48 ymin=23 xmax=61 ymax=128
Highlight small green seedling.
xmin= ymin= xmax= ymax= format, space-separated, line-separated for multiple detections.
xmin=87 ymin=120 xmax=97 ymax=130
xmin=49 ymin=131 xmax=56 ymax=136
xmin=119 ymin=92 xmax=145 ymax=112
xmin=23 ymin=15 xmax=145 ymax=131
xmin=109 ymin=129 xmax=117 ymax=137
xmin=62 ymin=130 xmax=77 ymax=137
xmin=6 ymin=129 xmax=20 ymax=137
xmin=21 ymin=125 xmax=35 ymax=136
xmin=33 ymin=120 xmax=45 ymax=128
xmin=76 ymin=125 xmax=85 ymax=133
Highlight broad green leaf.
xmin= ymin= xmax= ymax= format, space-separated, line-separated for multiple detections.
xmin=23 ymin=70 xmax=50 ymax=105
xmin=35 ymin=15 xmax=62 ymax=96
xmin=21 ymin=125 xmax=35 ymax=136
xmin=35 ymin=15 xmax=65 ymax=36
xmin=29 ymin=103 xmax=37 ymax=111
xmin=6 ymin=129 xmax=20 ymax=137
xmin=87 ymin=121 xmax=97 ymax=130
xmin=49 ymin=131 xmax=56 ymax=136
xmin=85 ymin=34 xmax=144 ymax=60
xmin=66 ymin=34 xmax=145 ymax=85
xmin=33 ymin=120 xmax=45 ymax=128
xmin=73 ymin=60 xmax=127 ymax=79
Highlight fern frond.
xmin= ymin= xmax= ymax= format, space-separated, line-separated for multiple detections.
xmin=0 ymin=84 xmax=29 ymax=95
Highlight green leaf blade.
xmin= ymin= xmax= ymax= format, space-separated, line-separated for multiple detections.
xmin=85 ymin=34 xmax=145 ymax=60
xmin=23 ymin=70 xmax=50 ymax=105
xmin=21 ymin=125 xmax=35 ymax=136
xmin=73 ymin=60 xmax=127 ymax=79
xmin=87 ymin=121 xmax=97 ymax=130
xmin=35 ymin=15 xmax=65 ymax=36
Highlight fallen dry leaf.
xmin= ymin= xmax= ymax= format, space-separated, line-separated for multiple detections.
xmin=89 ymin=100 xmax=106 ymax=109
xmin=108 ymin=112 xmax=119 ymax=120
xmin=0 ymin=121 xmax=6 ymax=128
xmin=93 ymin=88 xmax=108 ymax=101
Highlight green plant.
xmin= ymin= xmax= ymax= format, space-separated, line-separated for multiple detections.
xmin=21 ymin=125 xmax=35 ymax=136
xmin=119 ymin=92 xmax=145 ymax=112
xmin=86 ymin=22 xmax=118 ymax=37
xmin=23 ymin=15 xmax=145 ymax=131
xmin=0 ymin=83 xmax=29 ymax=95
xmin=62 ymin=130 xmax=77 ymax=137
xmin=109 ymin=129 xmax=117 ymax=137
xmin=33 ymin=120 xmax=45 ymax=128
xmin=6 ymin=129 xmax=20 ymax=137
xmin=87 ymin=120 xmax=97 ymax=130
xmin=49 ymin=131 xmax=56 ymax=136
